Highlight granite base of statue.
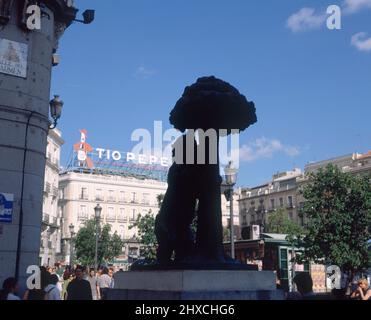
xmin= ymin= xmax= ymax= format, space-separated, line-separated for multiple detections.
xmin=108 ymin=77 xmax=284 ymax=300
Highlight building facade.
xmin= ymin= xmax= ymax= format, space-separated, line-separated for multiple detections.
xmin=39 ymin=129 xmax=64 ymax=266
xmin=239 ymin=151 xmax=371 ymax=237
xmin=0 ymin=0 xmax=77 ymax=287
xmin=239 ymin=169 xmax=305 ymax=236
xmin=58 ymin=171 xmax=168 ymax=266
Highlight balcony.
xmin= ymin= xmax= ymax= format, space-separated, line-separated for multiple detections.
xmin=78 ymin=213 xmax=88 ymax=221
xmin=106 ymin=215 xmax=116 ymax=222
xmin=50 ymin=217 xmax=59 ymax=228
xmin=42 ymin=214 xmax=50 ymax=224
xmin=79 ymin=194 xmax=89 ymax=200
xmin=107 ymin=197 xmax=116 ymax=203
xmin=95 ymin=196 xmax=104 ymax=201
xmin=44 ymin=182 xmax=51 ymax=194
xmin=117 ymin=217 xmax=127 ymax=223
xmin=52 ymin=187 xmax=59 ymax=199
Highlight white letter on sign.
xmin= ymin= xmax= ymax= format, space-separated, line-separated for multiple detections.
xmin=26 ymin=5 xmax=41 ymax=30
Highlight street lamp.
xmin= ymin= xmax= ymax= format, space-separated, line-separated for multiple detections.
xmin=94 ymin=204 xmax=102 ymax=272
xmin=49 ymin=95 xmax=64 ymax=129
xmin=224 ymin=161 xmax=238 ymax=259
xmin=69 ymin=223 xmax=75 ymax=268
xmin=74 ymin=9 xmax=95 ymax=24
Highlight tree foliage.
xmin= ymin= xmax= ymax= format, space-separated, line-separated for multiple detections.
xmin=129 ymin=211 xmax=157 ymax=260
xmin=299 ymin=164 xmax=371 ymax=272
xmin=265 ymin=207 xmax=305 ymax=236
xmin=74 ymin=219 xmax=124 ymax=267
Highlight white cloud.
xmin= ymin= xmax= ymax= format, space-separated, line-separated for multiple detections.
xmin=134 ymin=66 xmax=157 ymax=79
xmin=351 ymin=32 xmax=371 ymax=51
xmin=286 ymin=7 xmax=327 ymax=33
xmin=343 ymin=0 xmax=371 ymax=14
xmin=239 ymin=137 xmax=300 ymax=163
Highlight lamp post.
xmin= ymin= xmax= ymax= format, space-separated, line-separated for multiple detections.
xmin=69 ymin=223 xmax=75 ymax=268
xmin=94 ymin=204 xmax=102 ymax=272
xmin=224 ymin=161 xmax=238 ymax=259
xmin=49 ymin=95 xmax=64 ymax=129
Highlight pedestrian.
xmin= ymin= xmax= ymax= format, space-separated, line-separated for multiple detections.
xmin=109 ymin=268 xmax=115 ymax=289
xmin=97 ymin=267 xmax=111 ymax=300
xmin=0 ymin=278 xmax=20 ymax=300
xmin=291 ymin=273 xmax=318 ymax=300
xmin=350 ymin=278 xmax=371 ymax=300
xmin=87 ymin=268 xmax=100 ymax=300
xmin=66 ymin=267 xmax=92 ymax=300
xmin=44 ymin=274 xmax=62 ymax=300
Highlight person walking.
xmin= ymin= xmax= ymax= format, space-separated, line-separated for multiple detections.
xmin=66 ymin=267 xmax=92 ymax=300
xmin=87 ymin=268 xmax=100 ymax=300
xmin=97 ymin=267 xmax=111 ymax=300
xmin=291 ymin=273 xmax=318 ymax=300
xmin=0 ymin=278 xmax=20 ymax=300
xmin=109 ymin=268 xmax=115 ymax=289
xmin=44 ymin=274 xmax=62 ymax=300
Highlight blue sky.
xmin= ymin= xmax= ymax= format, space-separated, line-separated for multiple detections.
xmin=51 ymin=0 xmax=371 ymax=187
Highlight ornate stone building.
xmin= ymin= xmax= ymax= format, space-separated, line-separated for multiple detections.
xmin=39 ymin=129 xmax=64 ymax=266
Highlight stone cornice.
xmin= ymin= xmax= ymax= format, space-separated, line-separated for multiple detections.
xmin=40 ymin=0 xmax=78 ymax=26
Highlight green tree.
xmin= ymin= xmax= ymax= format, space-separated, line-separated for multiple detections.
xmin=223 ymin=227 xmax=230 ymax=242
xmin=265 ymin=207 xmax=305 ymax=236
xmin=299 ymin=164 xmax=371 ymax=273
xmin=74 ymin=219 xmax=124 ymax=267
xmin=129 ymin=211 xmax=157 ymax=260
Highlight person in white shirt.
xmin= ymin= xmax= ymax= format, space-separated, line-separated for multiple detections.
xmin=97 ymin=268 xmax=112 ymax=300
xmin=0 ymin=277 xmax=21 ymax=301
xmin=44 ymin=274 xmax=61 ymax=300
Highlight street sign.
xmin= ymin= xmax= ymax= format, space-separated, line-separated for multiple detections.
xmin=0 ymin=192 xmax=14 ymax=223
xmin=0 ymin=38 xmax=28 ymax=78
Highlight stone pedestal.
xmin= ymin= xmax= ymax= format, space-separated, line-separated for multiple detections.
xmin=108 ymin=270 xmax=284 ymax=300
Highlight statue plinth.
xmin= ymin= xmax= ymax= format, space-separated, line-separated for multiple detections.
xmin=107 ymin=270 xmax=284 ymax=300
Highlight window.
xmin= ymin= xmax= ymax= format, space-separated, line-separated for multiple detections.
xmin=279 ymin=198 xmax=284 ymax=207
xmin=288 ymin=196 xmax=293 ymax=208
xmin=242 ymin=215 xmax=247 ymax=225
xmin=131 ymin=192 xmax=136 ymax=203
xmin=80 ymin=187 xmax=88 ymax=200
xmin=270 ymin=199 xmax=275 ymax=210
xmin=251 ymin=214 xmax=255 ymax=224
xmin=119 ymin=191 xmax=125 ymax=202
xmin=107 ymin=207 xmax=115 ymax=222
xmin=119 ymin=225 xmax=125 ymax=240
xmin=78 ymin=205 xmax=88 ymax=220
xmin=108 ymin=190 xmax=115 ymax=202
xmin=143 ymin=193 xmax=150 ymax=205
xmin=96 ymin=189 xmax=103 ymax=201
xmin=119 ymin=208 xmax=126 ymax=222
xmin=131 ymin=209 xmax=136 ymax=221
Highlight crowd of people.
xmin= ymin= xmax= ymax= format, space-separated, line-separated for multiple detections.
xmin=0 ymin=264 xmax=122 ymax=301
xmin=1 ymin=265 xmax=370 ymax=300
